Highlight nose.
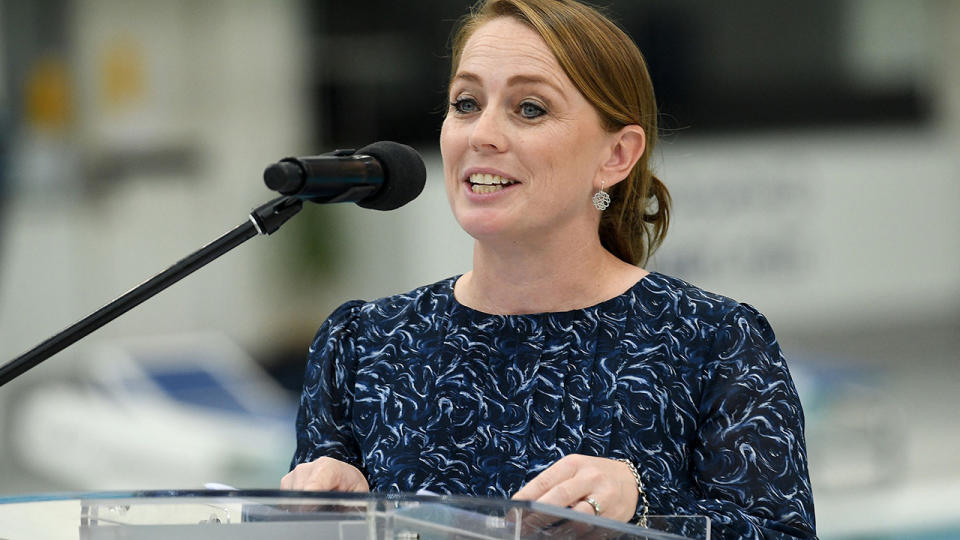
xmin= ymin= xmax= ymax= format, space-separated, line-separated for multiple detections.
xmin=469 ymin=108 xmax=508 ymax=153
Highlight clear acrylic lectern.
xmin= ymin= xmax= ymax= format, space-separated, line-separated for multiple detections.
xmin=0 ymin=490 xmax=710 ymax=539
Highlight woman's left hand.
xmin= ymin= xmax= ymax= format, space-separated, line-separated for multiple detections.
xmin=511 ymin=454 xmax=639 ymax=522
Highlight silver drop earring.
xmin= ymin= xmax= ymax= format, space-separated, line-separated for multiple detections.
xmin=592 ymin=179 xmax=611 ymax=211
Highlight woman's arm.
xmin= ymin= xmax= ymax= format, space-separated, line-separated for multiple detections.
xmin=642 ymin=304 xmax=817 ymax=539
xmin=287 ymin=300 xmax=368 ymax=488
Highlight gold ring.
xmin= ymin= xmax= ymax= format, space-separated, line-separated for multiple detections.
xmin=584 ymin=496 xmax=601 ymax=515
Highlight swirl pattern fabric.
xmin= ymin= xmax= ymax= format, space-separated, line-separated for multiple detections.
xmin=292 ymin=272 xmax=816 ymax=539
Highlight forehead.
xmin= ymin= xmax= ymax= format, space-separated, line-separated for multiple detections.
xmin=457 ymin=17 xmax=570 ymax=91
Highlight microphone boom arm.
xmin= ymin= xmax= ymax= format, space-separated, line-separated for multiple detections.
xmin=0 ymin=195 xmax=303 ymax=387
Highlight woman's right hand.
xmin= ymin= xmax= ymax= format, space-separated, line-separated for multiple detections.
xmin=280 ymin=456 xmax=370 ymax=492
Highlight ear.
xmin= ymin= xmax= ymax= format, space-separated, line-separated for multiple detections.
xmin=597 ymin=125 xmax=646 ymax=188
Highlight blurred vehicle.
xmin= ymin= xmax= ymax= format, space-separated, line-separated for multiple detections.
xmin=3 ymin=332 xmax=297 ymax=490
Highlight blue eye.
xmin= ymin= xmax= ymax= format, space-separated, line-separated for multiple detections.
xmin=519 ymin=101 xmax=546 ymax=119
xmin=451 ymin=97 xmax=479 ymax=114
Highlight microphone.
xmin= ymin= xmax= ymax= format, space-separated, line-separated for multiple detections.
xmin=263 ymin=141 xmax=426 ymax=211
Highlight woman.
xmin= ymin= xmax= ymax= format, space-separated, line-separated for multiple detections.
xmin=283 ymin=0 xmax=816 ymax=538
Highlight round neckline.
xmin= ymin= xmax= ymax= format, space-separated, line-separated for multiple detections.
xmin=446 ymin=271 xmax=662 ymax=318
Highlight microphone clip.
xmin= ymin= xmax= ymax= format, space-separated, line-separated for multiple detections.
xmin=249 ymin=196 xmax=304 ymax=236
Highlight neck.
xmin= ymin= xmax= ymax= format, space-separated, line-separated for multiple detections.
xmin=455 ymin=227 xmax=648 ymax=315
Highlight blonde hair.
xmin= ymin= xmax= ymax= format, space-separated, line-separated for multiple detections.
xmin=449 ymin=0 xmax=670 ymax=266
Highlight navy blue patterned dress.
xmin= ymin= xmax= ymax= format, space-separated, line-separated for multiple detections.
xmin=292 ymin=272 xmax=816 ymax=539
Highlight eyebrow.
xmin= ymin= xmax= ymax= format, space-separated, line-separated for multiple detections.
xmin=452 ymin=71 xmax=565 ymax=97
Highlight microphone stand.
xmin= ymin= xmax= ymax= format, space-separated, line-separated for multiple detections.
xmin=0 ymin=195 xmax=303 ymax=387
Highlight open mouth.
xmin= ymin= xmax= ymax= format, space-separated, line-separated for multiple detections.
xmin=468 ymin=173 xmax=519 ymax=194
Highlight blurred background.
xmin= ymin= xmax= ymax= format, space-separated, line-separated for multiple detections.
xmin=0 ymin=0 xmax=957 ymax=538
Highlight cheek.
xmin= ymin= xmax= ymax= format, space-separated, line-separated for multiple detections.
xmin=530 ymin=129 xmax=585 ymax=184
xmin=439 ymin=119 xmax=451 ymax=160
xmin=440 ymin=115 xmax=467 ymax=153
xmin=440 ymin=120 xmax=459 ymax=185
xmin=535 ymin=134 xmax=604 ymax=205
xmin=439 ymin=115 xmax=452 ymax=148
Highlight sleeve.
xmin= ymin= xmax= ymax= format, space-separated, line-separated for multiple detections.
xmin=640 ymin=304 xmax=817 ymax=540
xmin=290 ymin=300 xmax=366 ymax=473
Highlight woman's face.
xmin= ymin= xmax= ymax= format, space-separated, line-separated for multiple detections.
xmin=440 ymin=17 xmax=616 ymax=244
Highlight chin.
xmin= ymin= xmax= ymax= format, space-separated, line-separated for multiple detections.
xmin=453 ymin=211 xmax=515 ymax=241
xmin=457 ymin=221 xmax=507 ymax=241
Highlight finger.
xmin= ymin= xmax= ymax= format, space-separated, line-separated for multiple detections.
xmin=281 ymin=465 xmax=314 ymax=491
xmin=570 ymin=500 xmax=598 ymax=517
xmin=513 ymin=503 xmax=563 ymax=537
xmin=514 ymin=499 xmax=597 ymax=538
xmin=308 ymin=458 xmax=369 ymax=493
xmin=536 ymin=476 xmax=593 ymax=510
xmin=341 ymin=471 xmax=369 ymax=493
xmin=285 ymin=459 xmax=339 ymax=491
xmin=280 ymin=470 xmax=294 ymax=490
xmin=306 ymin=462 xmax=346 ymax=491
xmin=512 ymin=457 xmax=578 ymax=501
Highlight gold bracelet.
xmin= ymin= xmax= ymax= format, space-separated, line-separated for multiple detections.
xmin=615 ymin=457 xmax=649 ymax=528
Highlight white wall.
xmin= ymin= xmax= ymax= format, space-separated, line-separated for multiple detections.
xmin=0 ymin=0 xmax=308 ymax=367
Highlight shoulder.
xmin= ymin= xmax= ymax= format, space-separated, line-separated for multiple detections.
xmin=355 ymin=276 xmax=457 ymax=323
xmin=368 ymin=276 xmax=458 ymax=315
xmin=636 ymin=272 xmax=760 ymax=327
xmin=631 ymin=272 xmax=781 ymax=360
xmin=638 ymin=275 xmax=796 ymax=409
xmin=314 ymin=277 xmax=458 ymax=341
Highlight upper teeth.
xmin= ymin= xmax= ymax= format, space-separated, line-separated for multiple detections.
xmin=470 ymin=173 xmax=515 ymax=185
